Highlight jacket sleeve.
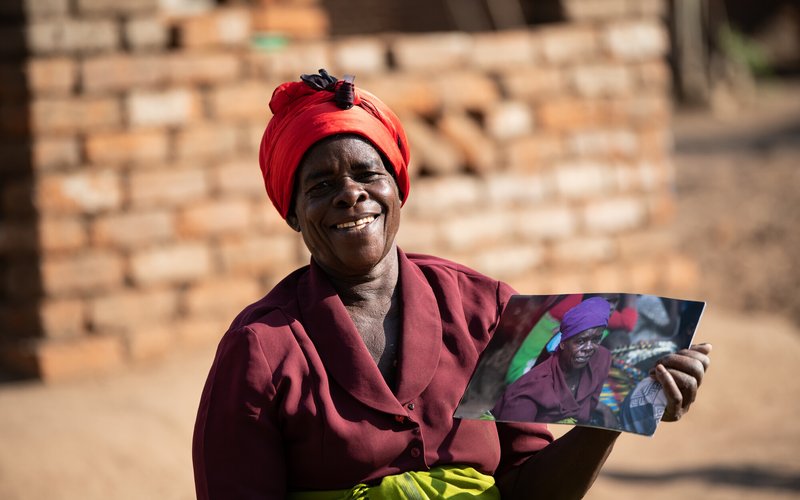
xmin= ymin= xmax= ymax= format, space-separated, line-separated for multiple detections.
xmin=193 ymin=326 xmax=286 ymax=499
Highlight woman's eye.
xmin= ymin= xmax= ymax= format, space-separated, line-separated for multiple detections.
xmin=307 ymin=181 xmax=331 ymax=193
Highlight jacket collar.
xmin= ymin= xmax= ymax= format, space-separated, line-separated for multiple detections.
xmin=297 ymin=248 xmax=442 ymax=415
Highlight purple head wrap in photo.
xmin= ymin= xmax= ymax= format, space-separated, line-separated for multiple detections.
xmin=559 ymin=297 xmax=612 ymax=341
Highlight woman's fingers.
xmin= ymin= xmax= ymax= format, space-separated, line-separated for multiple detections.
xmin=652 ymin=343 xmax=712 ymax=422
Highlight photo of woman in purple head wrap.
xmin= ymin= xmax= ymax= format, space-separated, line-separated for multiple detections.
xmin=492 ymin=297 xmax=616 ymax=426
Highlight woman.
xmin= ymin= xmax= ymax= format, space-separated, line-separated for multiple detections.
xmin=492 ymin=298 xmax=615 ymax=426
xmin=192 ymin=70 xmax=712 ymax=499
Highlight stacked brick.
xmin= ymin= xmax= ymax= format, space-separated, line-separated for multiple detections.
xmin=0 ymin=0 xmax=692 ymax=381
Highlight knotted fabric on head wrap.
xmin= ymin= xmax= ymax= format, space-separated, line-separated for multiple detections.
xmin=259 ymin=69 xmax=411 ymax=219
xmin=559 ymin=297 xmax=612 ymax=341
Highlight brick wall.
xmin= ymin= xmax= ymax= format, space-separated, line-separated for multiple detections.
xmin=0 ymin=0 xmax=694 ymax=381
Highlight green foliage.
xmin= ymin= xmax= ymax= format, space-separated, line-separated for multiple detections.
xmin=718 ymin=24 xmax=772 ymax=76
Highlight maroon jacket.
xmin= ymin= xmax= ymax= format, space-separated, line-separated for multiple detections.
xmin=493 ymin=347 xmax=612 ymax=424
xmin=193 ymin=250 xmax=552 ymax=499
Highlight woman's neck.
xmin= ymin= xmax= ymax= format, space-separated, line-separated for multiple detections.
xmin=324 ymin=247 xmax=400 ymax=308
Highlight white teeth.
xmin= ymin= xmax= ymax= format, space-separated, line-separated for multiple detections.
xmin=336 ymin=215 xmax=375 ymax=229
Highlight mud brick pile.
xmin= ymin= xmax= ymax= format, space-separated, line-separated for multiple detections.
xmin=0 ymin=0 xmax=695 ymax=380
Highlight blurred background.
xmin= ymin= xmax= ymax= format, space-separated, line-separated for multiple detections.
xmin=0 ymin=0 xmax=798 ymax=498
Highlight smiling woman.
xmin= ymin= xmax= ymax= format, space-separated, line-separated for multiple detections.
xmin=191 ymin=70 xmax=712 ymax=500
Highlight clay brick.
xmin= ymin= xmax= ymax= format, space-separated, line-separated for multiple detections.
xmin=183 ymin=277 xmax=261 ymax=318
xmin=8 ymin=0 xmax=69 ymax=18
xmin=175 ymin=317 xmax=228 ymax=346
xmin=486 ymin=173 xmax=549 ymax=207
xmin=402 ymin=116 xmax=463 ymax=176
xmin=208 ymin=81 xmax=275 ymax=121
xmin=515 ymin=206 xmax=577 ymax=241
xmin=41 ymin=250 xmax=125 ymax=296
xmin=570 ymin=64 xmax=634 ymax=97
xmin=32 ymin=136 xmax=80 ymax=169
xmin=85 ymin=129 xmax=169 ymax=165
xmin=130 ymin=243 xmax=213 ymax=286
xmin=395 ymin=219 xmax=440 ymax=254
xmin=218 ymin=235 xmax=299 ymax=275
xmin=563 ymin=0 xmax=629 ymax=20
xmin=251 ymin=202 xmax=293 ymax=234
xmin=638 ymin=127 xmax=672 ymax=160
xmin=89 ymin=288 xmax=178 ymax=333
xmin=81 ymin=54 xmax=168 ymax=93
xmin=630 ymin=0 xmax=668 ymax=18
xmin=241 ymin=121 xmax=270 ymax=153
xmin=331 ymin=37 xmax=387 ymax=75
xmin=403 ymin=176 xmax=483 ymax=217
xmin=26 ymin=57 xmax=76 ymax=95
xmin=168 ymin=51 xmax=242 ymax=85
xmin=505 ymin=134 xmax=565 ymax=171
xmin=129 ymin=167 xmax=209 ymax=208
xmin=484 ymin=101 xmax=534 ymax=141
xmin=617 ymin=229 xmax=674 ymax=259
xmin=433 ymin=71 xmax=499 ymax=110
xmin=177 ymin=199 xmax=252 ymax=237
xmin=550 ymin=236 xmax=616 ymax=265
xmin=251 ymin=5 xmax=329 ymax=39
xmin=470 ymin=245 xmax=544 ymax=280
xmin=647 ymin=191 xmax=676 ymax=225
xmin=213 ymin=158 xmax=268 ymax=197
xmin=27 ymin=18 xmax=119 ymax=55
xmin=35 ymin=170 xmax=122 ymax=214
xmin=604 ymin=20 xmax=668 ymax=61
xmin=566 ymin=129 xmax=639 ymax=158
xmin=39 ymin=298 xmax=85 ymax=339
xmin=357 ymin=75 xmax=440 ymax=115
xmin=174 ymin=124 xmax=239 ymax=161
xmin=31 ymin=97 xmax=121 ymax=134
xmin=499 ymin=67 xmax=566 ymax=103
xmin=175 ymin=8 xmax=251 ymax=48
xmin=38 ymin=215 xmax=88 ymax=252
xmin=440 ymin=210 xmax=513 ymax=250
xmin=470 ymin=30 xmax=538 ymax=69
xmin=536 ymin=98 xmax=613 ymax=131
xmin=91 ymin=210 xmax=174 ymax=248
xmin=125 ymin=325 xmax=174 ymax=362
xmin=123 ymin=16 xmax=168 ymax=51
xmin=613 ymin=94 xmax=671 ymax=127
xmin=247 ymin=42 xmax=331 ymax=80
xmin=636 ymin=61 xmax=671 ymax=89
xmin=582 ymin=197 xmax=647 ymax=234
xmin=538 ymin=25 xmax=599 ymax=64
xmin=438 ymin=112 xmax=497 ymax=173
xmin=126 ymin=88 xmax=201 ymax=127
xmin=552 ymin=161 xmax=614 ymax=199
xmin=391 ymin=33 xmax=471 ymax=72
xmin=28 ymin=336 xmax=125 ymax=381
xmin=75 ymin=0 xmax=157 ymax=15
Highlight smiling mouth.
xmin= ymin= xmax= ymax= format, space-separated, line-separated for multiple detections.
xmin=334 ymin=215 xmax=377 ymax=230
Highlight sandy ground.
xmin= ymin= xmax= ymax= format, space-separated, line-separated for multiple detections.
xmin=1 ymin=82 xmax=798 ymax=499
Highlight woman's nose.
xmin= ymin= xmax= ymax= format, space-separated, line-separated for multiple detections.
xmin=333 ymin=177 xmax=367 ymax=207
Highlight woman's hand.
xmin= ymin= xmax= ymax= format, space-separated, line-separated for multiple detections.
xmin=651 ymin=343 xmax=712 ymax=422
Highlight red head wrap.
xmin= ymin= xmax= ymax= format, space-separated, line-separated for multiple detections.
xmin=258 ymin=71 xmax=411 ymax=219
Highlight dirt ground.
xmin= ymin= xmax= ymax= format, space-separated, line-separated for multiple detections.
xmin=0 ymin=82 xmax=798 ymax=499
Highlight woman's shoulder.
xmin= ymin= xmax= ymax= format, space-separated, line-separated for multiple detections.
xmin=228 ymin=265 xmax=309 ymax=330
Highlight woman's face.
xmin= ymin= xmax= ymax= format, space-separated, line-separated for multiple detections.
xmin=288 ymin=135 xmax=401 ymax=279
xmin=560 ymin=327 xmax=603 ymax=371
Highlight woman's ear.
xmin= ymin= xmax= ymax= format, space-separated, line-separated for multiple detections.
xmin=286 ymin=213 xmax=301 ymax=232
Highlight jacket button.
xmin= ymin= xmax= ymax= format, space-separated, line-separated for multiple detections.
xmin=407 ymin=403 xmax=415 ymax=410
xmin=410 ymin=447 xmax=421 ymax=458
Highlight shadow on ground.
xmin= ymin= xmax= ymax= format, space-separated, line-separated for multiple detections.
xmin=603 ymin=464 xmax=800 ymax=492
